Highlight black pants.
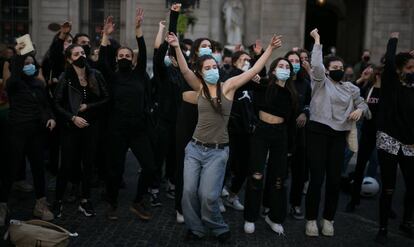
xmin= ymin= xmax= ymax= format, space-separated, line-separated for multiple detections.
xmin=152 ymin=119 xmax=176 ymax=189
xmin=378 ymin=149 xmax=414 ymax=228
xmin=305 ymin=121 xmax=346 ymax=221
xmin=174 ymin=102 xmax=198 ymax=213
xmin=228 ymin=132 xmax=251 ymax=195
xmin=289 ymin=126 xmax=307 ymax=207
xmin=45 ymin=124 xmax=60 ymax=176
xmin=106 ymin=118 xmax=156 ymax=207
xmin=56 ymin=123 xmax=99 ymax=201
xmin=0 ymin=121 xmax=47 ymax=202
xmin=350 ymin=124 xmax=377 ymax=205
xmin=244 ymin=121 xmax=288 ymax=223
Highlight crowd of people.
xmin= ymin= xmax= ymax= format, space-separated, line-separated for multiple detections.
xmin=0 ymin=3 xmax=413 ymax=245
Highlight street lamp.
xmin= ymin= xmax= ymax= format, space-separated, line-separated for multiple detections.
xmin=316 ymin=0 xmax=326 ymax=6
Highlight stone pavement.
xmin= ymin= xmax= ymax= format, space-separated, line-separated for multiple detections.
xmin=1 ymin=151 xmax=413 ymax=247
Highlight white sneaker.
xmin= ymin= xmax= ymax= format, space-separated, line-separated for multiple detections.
xmin=221 ymin=188 xmax=229 ymax=197
xmin=265 ymin=216 xmax=284 ymax=235
xmin=176 ymin=211 xmax=184 ymax=224
xmin=218 ymin=198 xmax=226 ymax=213
xmin=244 ymin=221 xmax=255 ymax=234
xmin=224 ymin=195 xmax=244 ymax=211
xmin=321 ymin=219 xmax=334 ymax=236
xmin=305 ymin=220 xmax=319 ymax=237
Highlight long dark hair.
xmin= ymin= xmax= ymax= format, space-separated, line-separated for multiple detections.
xmin=267 ymin=58 xmax=298 ymax=113
xmin=285 ymin=50 xmax=306 ymax=81
xmin=189 ymin=38 xmax=212 ymax=66
xmin=194 ymin=55 xmax=222 ymax=114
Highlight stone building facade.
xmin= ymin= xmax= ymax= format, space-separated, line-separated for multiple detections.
xmin=1 ymin=0 xmax=413 ymax=65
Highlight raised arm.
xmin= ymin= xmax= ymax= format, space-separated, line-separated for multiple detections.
xmin=224 ymin=35 xmax=282 ymax=93
xmin=382 ymin=32 xmax=399 ymax=89
xmin=169 ymin=3 xmax=181 ymax=35
xmin=99 ymin=16 xmax=117 ymax=76
xmin=134 ymin=8 xmax=147 ymax=73
xmin=309 ymin=29 xmax=327 ymax=85
xmin=167 ymin=32 xmax=202 ymax=91
xmin=154 ymin=20 xmax=166 ymax=49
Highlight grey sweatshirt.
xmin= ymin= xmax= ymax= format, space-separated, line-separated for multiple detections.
xmin=309 ymin=44 xmax=369 ymax=131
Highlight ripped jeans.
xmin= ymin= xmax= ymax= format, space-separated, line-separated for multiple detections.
xmin=244 ymin=121 xmax=288 ymax=223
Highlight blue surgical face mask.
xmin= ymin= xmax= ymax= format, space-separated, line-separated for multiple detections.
xmin=164 ymin=56 xmax=172 ymax=67
xmin=23 ymin=64 xmax=36 ymax=76
xmin=212 ymin=53 xmax=222 ymax=64
xmin=198 ymin=47 xmax=212 ymax=57
xmin=203 ymin=68 xmax=220 ymax=85
xmin=275 ymin=68 xmax=290 ymax=81
xmin=292 ymin=63 xmax=301 ymax=74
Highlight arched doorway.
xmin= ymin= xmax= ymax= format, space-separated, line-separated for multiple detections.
xmin=304 ymin=0 xmax=367 ymax=64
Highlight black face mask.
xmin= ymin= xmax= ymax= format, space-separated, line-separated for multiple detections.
xmin=82 ymin=45 xmax=91 ymax=57
xmin=223 ymin=64 xmax=231 ymax=70
xmin=118 ymin=58 xmax=132 ymax=72
xmin=329 ymin=70 xmax=345 ymax=82
xmin=403 ymin=72 xmax=414 ymax=86
xmin=72 ymin=56 xmax=86 ymax=68
xmin=363 ymin=56 xmax=370 ymax=62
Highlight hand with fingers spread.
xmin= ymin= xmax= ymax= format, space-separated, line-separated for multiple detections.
xmin=267 ymin=35 xmax=283 ymax=50
xmin=253 ymin=40 xmax=263 ymax=55
xmin=136 ymin=8 xmax=144 ymax=30
xmin=171 ymin=3 xmax=182 ymax=12
xmin=103 ymin=16 xmax=116 ymax=36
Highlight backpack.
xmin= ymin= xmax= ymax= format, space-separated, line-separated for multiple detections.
xmin=4 ymin=219 xmax=78 ymax=247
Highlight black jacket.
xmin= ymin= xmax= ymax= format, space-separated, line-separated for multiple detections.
xmin=54 ymin=66 xmax=109 ymax=123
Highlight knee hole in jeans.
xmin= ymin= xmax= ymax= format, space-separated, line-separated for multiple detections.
xmin=248 ymin=173 xmax=263 ymax=190
xmin=252 ymin=173 xmax=263 ymax=180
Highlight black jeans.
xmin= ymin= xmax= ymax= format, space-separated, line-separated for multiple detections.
xmin=1 ymin=121 xmax=47 ymax=202
xmin=244 ymin=121 xmax=288 ymax=223
xmin=289 ymin=126 xmax=307 ymax=207
xmin=228 ymin=131 xmax=251 ymax=195
xmin=56 ymin=123 xmax=99 ymax=201
xmin=152 ymin=119 xmax=176 ymax=189
xmin=378 ymin=149 xmax=414 ymax=228
xmin=305 ymin=121 xmax=346 ymax=221
xmin=350 ymin=124 xmax=377 ymax=205
xmin=106 ymin=117 xmax=156 ymax=207
xmin=174 ymin=102 xmax=198 ymax=213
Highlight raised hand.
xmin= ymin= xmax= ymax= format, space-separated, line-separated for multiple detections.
xmin=310 ymin=28 xmax=320 ymax=44
xmin=171 ymin=3 xmax=182 ymax=12
xmin=15 ymin=42 xmax=25 ymax=55
xmin=390 ymin=32 xmax=399 ymax=39
xmin=136 ymin=8 xmax=144 ymax=29
xmin=268 ymin=35 xmax=282 ymax=50
xmin=103 ymin=16 xmax=115 ymax=36
xmin=159 ymin=20 xmax=166 ymax=30
xmin=167 ymin=32 xmax=179 ymax=48
xmin=253 ymin=40 xmax=263 ymax=55
xmin=60 ymin=21 xmax=72 ymax=34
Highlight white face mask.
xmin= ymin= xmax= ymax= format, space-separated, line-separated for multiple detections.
xmin=185 ymin=50 xmax=191 ymax=57
xmin=241 ymin=61 xmax=250 ymax=72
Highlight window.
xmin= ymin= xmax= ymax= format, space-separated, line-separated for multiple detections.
xmin=89 ymin=0 xmax=120 ymax=47
xmin=0 ymin=0 xmax=30 ymax=45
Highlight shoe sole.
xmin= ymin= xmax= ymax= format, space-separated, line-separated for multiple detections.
xmin=305 ymin=231 xmax=319 ymax=237
xmin=223 ymin=200 xmax=244 ymax=211
xmin=129 ymin=206 xmax=152 ymax=220
xmin=321 ymin=230 xmax=334 ymax=237
xmin=78 ymin=206 xmax=95 ymax=217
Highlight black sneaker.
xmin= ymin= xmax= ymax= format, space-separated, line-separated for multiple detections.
xmin=399 ymin=221 xmax=414 ymax=239
xmin=290 ymin=206 xmax=304 ymax=220
xmin=78 ymin=200 xmax=96 ymax=217
xmin=185 ymin=230 xmax=203 ymax=242
xmin=166 ymin=186 xmax=175 ymax=200
xmin=150 ymin=192 xmax=162 ymax=207
xmin=375 ymin=228 xmax=388 ymax=245
xmin=130 ymin=201 xmax=152 ymax=221
xmin=53 ymin=200 xmax=63 ymax=218
xmin=217 ymin=231 xmax=231 ymax=244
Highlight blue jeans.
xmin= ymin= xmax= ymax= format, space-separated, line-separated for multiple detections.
xmin=182 ymin=141 xmax=229 ymax=237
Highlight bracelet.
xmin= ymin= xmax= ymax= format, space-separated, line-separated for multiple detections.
xmin=71 ymin=116 xmax=76 ymax=122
